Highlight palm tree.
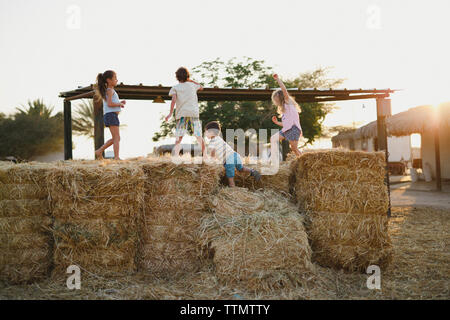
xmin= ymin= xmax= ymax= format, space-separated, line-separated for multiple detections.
xmin=0 ymin=99 xmax=64 ymax=160
xmin=16 ymin=99 xmax=54 ymax=119
xmin=73 ymin=99 xmax=95 ymax=138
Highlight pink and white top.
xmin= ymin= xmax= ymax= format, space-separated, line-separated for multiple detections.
xmin=281 ymin=103 xmax=302 ymax=132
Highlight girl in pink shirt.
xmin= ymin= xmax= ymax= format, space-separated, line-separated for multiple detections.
xmin=270 ymin=74 xmax=303 ymax=159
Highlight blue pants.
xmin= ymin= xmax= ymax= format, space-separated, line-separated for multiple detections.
xmin=224 ymin=152 xmax=244 ymax=178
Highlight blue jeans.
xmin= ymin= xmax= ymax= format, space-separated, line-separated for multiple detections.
xmin=224 ymin=152 xmax=244 ymax=178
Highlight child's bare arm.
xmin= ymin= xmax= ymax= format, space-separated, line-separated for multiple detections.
xmin=165 ymin=95 xmax=176 ymax=121
xmin=188 ymin=79 xmax=203 ymax=91
xmin=273 ymin=74 xmax=290 ymax=101
xmin=272 ymin=116 xmax=283 ymax=127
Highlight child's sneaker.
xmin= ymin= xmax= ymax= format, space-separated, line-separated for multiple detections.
xmin=250 ymin=168 xmax=261 ymax=182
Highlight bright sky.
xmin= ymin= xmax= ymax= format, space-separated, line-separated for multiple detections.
xmin=1 ymin=0 xmax=449 ymax=159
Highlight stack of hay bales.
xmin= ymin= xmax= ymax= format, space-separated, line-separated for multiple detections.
xmin=295 ymin=150 xmax=392 ymax=272
xmin=46 ymin=161 xmax=145 ymax=276
xmin=139 ymin=160 xmax=223 ymax=277
xmin=200 ymin=188 xmax=314 ymax=292
xmin=0 ymin=162 xmax=53 ymax=283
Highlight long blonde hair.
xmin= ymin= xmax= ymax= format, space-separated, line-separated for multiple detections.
xmin=271 ymin=89 xmax=302 ymax=115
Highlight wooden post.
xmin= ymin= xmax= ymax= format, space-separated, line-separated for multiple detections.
xmin=376 ymin=98 xmax=391 ymax=217
xmin=93 ymin=98 xmax=105 ymax=157
xmin=434 ymin=126 xmax=442 ymax=191
xmin=64 ymin=100 xmax=73 ymax=160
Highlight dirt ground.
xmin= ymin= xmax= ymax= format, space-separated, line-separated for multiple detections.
xmin=0 ymin=206 xmax=448 ymax=300
xmin=391 ymin=189 xmax=450 ymax=210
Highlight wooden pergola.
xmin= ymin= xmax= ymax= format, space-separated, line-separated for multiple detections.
xmin=60 ymin=84 xmax=395 ymax=158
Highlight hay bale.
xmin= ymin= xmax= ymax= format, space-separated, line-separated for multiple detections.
xmin=295 ymin=150 xmax=388 ymax=215
xmin=53 ymin=247 xmax=136 ymax=275
xmin=0 ymin=184 xmax=47 ymax=200
xmin=208 ymin=187 xmax=265 ymax=217
xmin=295 ymin=150 xmax=392 ymax=272
xmin=0 ymin=216 xmax=52 ymax=234
xmin=200 ymin=189 xmax=314 ymax=292
xmin=141 ymin=160 xmax=223 ymax=212
xmin=139 ymin=242 xmax=201 ymax=276
xmin=313 ymin=244 xmax=392 ymax=273
xmin=47 ymin=161 xmax=145 ymax=277
xmin=0 ymin=199 xmax=49 ymax=218
xmin=0 ymin=233 xmax=51 ymax=249
xmin=52 ymin=218 xmax=137 ymax=249
xmin=0 ymin=263 xmax=50 ymax=284
xmin=306 ymin=212 xmax=392 ymax=272
xmin=307 ymin=212 xmax=390 ymax=247
xmin=234 ymin=158 xmax=298 ymax=197
xmin=297 ymin=181 xmax=389 ymax=215
xmin=138 ymin=160 xmax=223 ymax=277
xmin=46 ymin=163 xmax=145 ymax=219
xmin=0 ymin=248 xmax=51 ymax=266
xmin=0 ymin=162 xmax=53 ymax=184
xmin=0 ymin=163 xmax=53 ymax=284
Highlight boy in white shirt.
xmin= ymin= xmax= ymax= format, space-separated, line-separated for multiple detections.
xmin=165 ymin=67 xmax=206 ymax=157
xmin=205 ymin=121 xmax=261 ymax=187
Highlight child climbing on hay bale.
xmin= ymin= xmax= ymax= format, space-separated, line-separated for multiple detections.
xmin=269 ymin=74 xmax=303 ymax=163
xmin=205 ymin=121 xmax=261 ymax=187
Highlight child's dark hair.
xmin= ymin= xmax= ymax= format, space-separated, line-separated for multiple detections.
xmin=175 ymin=67 xmax=190 ymax=82
xmin=95 ymin=70 xmax=115 ymax=100
xmin=205 ymin=121 xmax=221 ymax=132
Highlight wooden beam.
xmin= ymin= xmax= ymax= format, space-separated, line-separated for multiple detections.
xmin=64 ymin=91 xmax=94 ymax=101
xmin=59 ymin=85 xmax=396 ymax=103
xmin=376 ymin=98 xmax=391 ymax=217
xmin=63 ymin=100 xmax=72 ymax=160
xmin=434 ymin=125 xmax=442 ymax=191
xmin=93 ymin=98 xmax=105 ymax=157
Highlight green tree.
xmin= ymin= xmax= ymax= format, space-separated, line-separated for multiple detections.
xmin=153 ymin=57 xmax=344 ymax=147
xmin=0 ymin=99 xmax=63 ymax=160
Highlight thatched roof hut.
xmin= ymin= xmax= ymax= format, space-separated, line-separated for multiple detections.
xmin=386 ymin=102 xmax=450 ymax=136
xmin=334 ymin=102 xmax=450 ymax=140
xmin=330 ymin=129 xmax=357 ymax=144
xmin=354 ymin=121 xmax=377 ymax=139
